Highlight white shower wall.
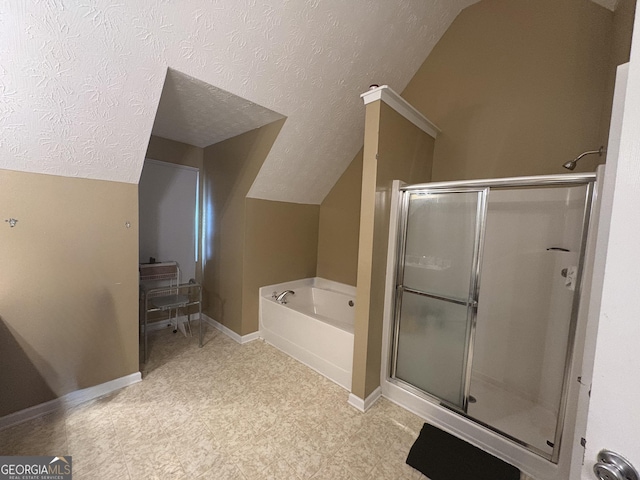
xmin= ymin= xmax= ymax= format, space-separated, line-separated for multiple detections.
xmin=472 ymin=186 xmax=587 ymax=412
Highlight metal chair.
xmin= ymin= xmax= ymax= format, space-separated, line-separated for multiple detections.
xmin=139 ymin=262 xmax=203 ymax=362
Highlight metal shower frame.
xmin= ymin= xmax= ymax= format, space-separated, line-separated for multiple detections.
xmin=389 ymin=172 xmax=597 ymax=463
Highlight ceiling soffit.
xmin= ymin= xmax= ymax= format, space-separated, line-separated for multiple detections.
xmin=152 ymin=69 xmax=284 ymax=148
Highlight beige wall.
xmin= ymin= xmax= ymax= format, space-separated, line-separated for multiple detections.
xmin=352 ymin=102 xmax=435 ymax=399
xmin=0 ymin=169 xmax=139 ymax=417
xmin=243 ymin=199 xmax=319 ymax=335
xmin=316 ymin=0 xmax=633 ymax=312
xmin=202 ymin=120 xmax=286 ymax=335
xmin=403 ymin=0 xmax=614 ymax=180
xmin=203 ymin=121 xmax=321 ymax=336
xmin=599 ymin=0 xmax=636 ymax=148
xmin=146 ymin=135 xmax=204 ymax=171
xmin=316 ymin=152 xmax=363 ymax=286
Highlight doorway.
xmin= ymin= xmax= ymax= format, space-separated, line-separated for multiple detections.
xmin=138 ymin=158 xmax=199 ymax=282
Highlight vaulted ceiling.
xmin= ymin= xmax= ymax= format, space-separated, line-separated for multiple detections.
xmin=1 ymin=0 xmax=616 ymax=204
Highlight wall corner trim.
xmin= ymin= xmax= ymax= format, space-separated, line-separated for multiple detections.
xmin=0 ymin=372 xmax=142 ymax=432
xmin=360 ymin=85 xmax=441 ymax=138
xmin=348 ymin=386 xmax=382 ymax=413
xmin=203 ymin=314 xmax=261 ymax=344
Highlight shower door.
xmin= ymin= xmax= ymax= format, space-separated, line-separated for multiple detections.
xmin=392 ymin=189 xmax=487 ymax=410
xmin=390 ymin=174 xmax=596 ymax=463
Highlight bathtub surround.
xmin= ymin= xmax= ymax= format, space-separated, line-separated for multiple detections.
xmin=0 ymin=170 xmax=139 ymax=418
xmin=259 ymin=277 xmax=356 ymax=389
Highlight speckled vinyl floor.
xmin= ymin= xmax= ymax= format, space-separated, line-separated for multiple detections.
xmin=0 ymin=324 xmax=429 ymax=479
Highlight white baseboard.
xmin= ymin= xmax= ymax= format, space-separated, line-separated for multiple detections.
xmin=348 ymin=386 xmax=382 ymax=412
xmin=1 ymin=315 xmax=257 ymax=431
xmin=202 ymin=314 xmax=260 ymax=344
xmin=0 ymin=313 xmax=260 ymax=430
xmin=0 ymin=372 xmax=141 ymax=431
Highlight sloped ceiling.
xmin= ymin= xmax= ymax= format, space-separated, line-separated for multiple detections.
xmin=2 ymin=0 xmax=479 ymax=204
xmin=152 ymin=69 xmax=285 ymax=148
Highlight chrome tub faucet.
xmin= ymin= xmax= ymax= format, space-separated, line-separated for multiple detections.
xmin=273 ymin=290 xmax=295 ymax=304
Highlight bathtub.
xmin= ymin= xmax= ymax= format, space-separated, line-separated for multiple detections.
xmin=259 ymin=278 xmax=356 ymax=390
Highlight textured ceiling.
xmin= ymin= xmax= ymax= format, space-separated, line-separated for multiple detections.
xmin=152 ymin=69 xmax=284 ymax=148
xmin=1 ymin=0 xmax=479 ymax=204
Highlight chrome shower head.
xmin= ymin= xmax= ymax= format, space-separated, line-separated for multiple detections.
xmin=562 ymin=146 xmax=604 ymax=171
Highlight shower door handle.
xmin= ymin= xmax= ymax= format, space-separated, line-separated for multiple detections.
xmin=400 ymin=286 xmax=471 ymax=307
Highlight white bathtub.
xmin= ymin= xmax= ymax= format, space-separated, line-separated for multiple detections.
xmin=259 ymin=277 xmax=356 ymax=390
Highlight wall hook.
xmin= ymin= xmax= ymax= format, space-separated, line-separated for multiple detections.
xmin=5 ymin=218 xmax=18 ymax=227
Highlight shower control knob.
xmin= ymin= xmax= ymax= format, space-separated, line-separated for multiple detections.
xmin=593 ymin=450 xmax=638 ymax=480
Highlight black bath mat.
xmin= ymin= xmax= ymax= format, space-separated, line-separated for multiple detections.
xmin=406 ymin=423 xmax=520 ymax=480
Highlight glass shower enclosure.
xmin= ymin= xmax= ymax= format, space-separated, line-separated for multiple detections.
xmin=390 ymin=174 xmax=596 ymax=462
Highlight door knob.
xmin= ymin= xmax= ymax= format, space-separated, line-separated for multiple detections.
xmin=594 ymin=450 xmax=638 ymax=480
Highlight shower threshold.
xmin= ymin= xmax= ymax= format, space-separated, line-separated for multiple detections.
xmin=468 ymin=375 xmax=557 ymax=457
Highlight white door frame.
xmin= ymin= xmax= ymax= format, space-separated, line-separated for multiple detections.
xmin=578 ymin=5 xmax=640 ymax=477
